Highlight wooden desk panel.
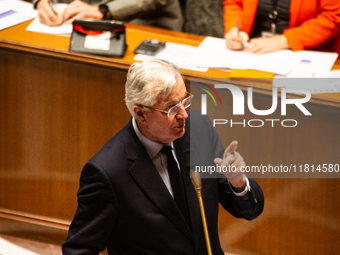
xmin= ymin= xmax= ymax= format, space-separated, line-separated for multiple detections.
xmin=0 ymin=47 xmax=130 ymax=219
xmin=1 ymin=20 xmax=340 ymax=255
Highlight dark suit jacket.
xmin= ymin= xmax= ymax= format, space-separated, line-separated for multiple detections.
xmin=62 ymin=111 xmax=264 ymax=255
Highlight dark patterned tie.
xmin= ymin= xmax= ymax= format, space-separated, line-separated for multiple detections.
xmin=161 ymin=146 xmax=190 ymax=224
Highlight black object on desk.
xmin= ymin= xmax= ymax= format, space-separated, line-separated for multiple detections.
xmin=133 ymin=39 xmax=166 ymax=56
xmin=69 ymin=19 xmax=127 ymax=57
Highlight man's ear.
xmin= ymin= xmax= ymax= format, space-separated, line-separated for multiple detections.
xmin=133 ymin=105 xmax=147 ymax=123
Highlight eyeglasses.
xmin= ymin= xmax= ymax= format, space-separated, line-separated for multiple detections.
xmin=141 ymin=92 xmax=193 ymax=118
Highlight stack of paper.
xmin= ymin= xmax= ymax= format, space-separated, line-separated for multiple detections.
xmin=26 ymin=3 xmax=72 ymax=35
xmin=185 ymin=37 xmax=296 ymax=75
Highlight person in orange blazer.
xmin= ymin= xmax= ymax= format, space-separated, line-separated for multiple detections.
xmin=224 ymin=0 xmax=340 ymax=57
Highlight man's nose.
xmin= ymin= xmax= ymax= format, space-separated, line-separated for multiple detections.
xmin=176 ymin=104 xmax=188 ymax=119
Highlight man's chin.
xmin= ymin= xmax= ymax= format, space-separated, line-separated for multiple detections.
xmin=174 ymin=126 xmax=186 ymax=138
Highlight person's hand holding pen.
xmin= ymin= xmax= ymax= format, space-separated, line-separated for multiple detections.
xmin=37 ymin=0 xmax=62 ymax=26
xmin=226 ymin=18 xmax=291 ymax=54
xmin=36 ymin=0 xmax=103 ymax=26
xmin=225 ymin=19 xmax=249 ymax=51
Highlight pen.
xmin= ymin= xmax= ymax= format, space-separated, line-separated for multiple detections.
xmin=235 ymin=18 xmax=244 ymax=50
xmin=48 ymin=0 xmax=58 ymax=16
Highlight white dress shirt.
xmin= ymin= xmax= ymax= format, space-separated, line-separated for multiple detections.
xmin=132 ymin=118 xmax=181 ymax=198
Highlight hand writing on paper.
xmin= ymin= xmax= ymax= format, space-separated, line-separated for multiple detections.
xmin=214 ymin=141 xmax=246 ymax=191
xmin=225 ymin=27 xmax=249 ymax=51
xmin=37 ymin=0 xmax=62 ymax=26
xmin=37 ymin=0 xmax=104 ymax=26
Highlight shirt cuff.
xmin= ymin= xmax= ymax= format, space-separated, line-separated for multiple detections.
xmin=228 ymin=175 xmax=250 ymax=197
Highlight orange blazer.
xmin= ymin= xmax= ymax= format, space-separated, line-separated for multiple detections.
xmin=224 ymin=0 xmax=340 ymax=56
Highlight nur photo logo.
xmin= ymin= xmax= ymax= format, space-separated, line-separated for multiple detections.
xmin=194 ymin=83 xmax=312 ymax=128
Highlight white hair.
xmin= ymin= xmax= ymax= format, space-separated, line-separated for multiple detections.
xmin=125 ymin=59 xmax=182 ymax=118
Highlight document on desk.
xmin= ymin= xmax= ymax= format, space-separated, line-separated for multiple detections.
xmin=26 ymin=3 xmax=72 ymax=35
xmin=134 ymin=42 xmax=208 ymax=72
xmin=0 ymin=237 xmax=41 ymax=255
xmin=272 ymin=51 xmax=339 ymax=94
xmin=186 ymin=37 xmax=296 ymax=75
xmin=289 ymin=50 xmax=338 ymax=74
xmin=186 ymin=37 xmax=338 ymax=76
xmin=0 ymin=0 xmax=37 ymax=31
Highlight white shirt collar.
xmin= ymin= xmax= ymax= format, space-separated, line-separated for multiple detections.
xmin=132 ymin=117 xmax=173 ymax=159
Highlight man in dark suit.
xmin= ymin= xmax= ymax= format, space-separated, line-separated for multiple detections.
xmin=62 ymin=59 xmax=264 ymax=255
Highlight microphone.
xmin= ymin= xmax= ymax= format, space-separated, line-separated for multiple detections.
xmin=184 ymin=149 xmax=213 ymax=255
xmin=184 ymin=149 xmax=201 ymax=191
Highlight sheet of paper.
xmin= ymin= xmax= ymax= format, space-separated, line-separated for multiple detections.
xmin=185 ymin=37 xmax=242 ymax=69
xmin=186 ymin=37 xmax=338 ymax=76
xmin=26 ymin=3 xmax=72 ymax=35
xmin=0 ymin=0 xmax=37 ymax=31
xmin=186 ymin=36 xmax=297 ymax=75
xmin=237 ymin=49 xmax=296 ymax=75
xmin=134 ymin=42 xmax=208 ymax=72
xmin=0 ymin=237 xmax=41 ymax=255
xmin=292 ymin=50 xmax=338 ymax=74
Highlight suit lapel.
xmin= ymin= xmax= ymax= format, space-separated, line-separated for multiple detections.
xmin=124 ymin=122 xmax=193 ymax=241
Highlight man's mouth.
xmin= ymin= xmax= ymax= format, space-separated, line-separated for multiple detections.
xmin=176 ymin=122 xmax=185 ymax=129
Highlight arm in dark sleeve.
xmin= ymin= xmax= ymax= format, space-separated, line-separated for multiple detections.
xmin=218 ymin=177 xmax=264 ymax=220
xmin=62 ymin=161 xmax=119 ymax=255
xmin=106 ymin=0 xmax=171 ymax=21
xmin=189 ymin=110 xmax=264 ymax=220
xmin=201 ymin=111 xmax=264 ymax=220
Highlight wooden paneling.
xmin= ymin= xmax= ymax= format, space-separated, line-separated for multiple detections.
xmin=0 ymin=48 xmax=130 ymax=219
xmin=193 ymin=83 xmax=340 ymax=255
xmin=218 ymin=178 xmax=340 ymax=255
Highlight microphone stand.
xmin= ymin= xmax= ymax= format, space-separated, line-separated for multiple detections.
xmin=191 ymin=170 xmax=213 ymax=255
